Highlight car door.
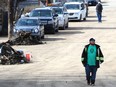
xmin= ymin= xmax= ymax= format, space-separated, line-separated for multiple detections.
xmin=52 ymin=10 xmax=58 ymax=29
xmin=39 ymin=21 xmax=44 ymax=36
xmin=81 ymin=3 xmax=86 ymax=19
xmin=63 ymin=7 xmax=68 ymax=25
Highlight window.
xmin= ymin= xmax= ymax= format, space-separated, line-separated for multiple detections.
xmin=53 ymin=8 xmax=63 ymax=14
xmin=17 ymin=19 xmax=39 ymax=26
xmin=65 ymin=4 xmax=80 ymax=10
xmin=30 ymin=10 xmax=52 ymax=17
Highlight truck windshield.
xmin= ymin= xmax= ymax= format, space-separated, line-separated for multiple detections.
xmin=30 ymin=10 xmax=52 ymax=17
xmin=65 ymin=4 xmax=80 ymax=10
xmin=17 ymin=19 xmax=39 ymax=26
xmin=53 ymin=8 xmax=63 ymax=14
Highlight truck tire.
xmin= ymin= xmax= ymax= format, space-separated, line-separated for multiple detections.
xmin=66 ymin=22 xmax=69 ymax=28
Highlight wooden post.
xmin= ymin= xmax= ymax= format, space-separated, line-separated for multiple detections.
xmin=8 ymin=0 xmax=14 ymax=40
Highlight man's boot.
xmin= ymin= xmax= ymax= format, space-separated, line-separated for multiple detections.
xmin=91 ymin=80 xmax=95 ymax=86
xmin=87 ymin=78 xmax=91 ymax=85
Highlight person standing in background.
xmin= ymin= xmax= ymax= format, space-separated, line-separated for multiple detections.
xmin=96 ymin=2 xmax=103 ymax=22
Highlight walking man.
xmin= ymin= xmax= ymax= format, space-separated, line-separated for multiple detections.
xmin=81 ymin=38 xmax=104 ymax=86
xmin=96 ymin=2 xmax=103 ymax=22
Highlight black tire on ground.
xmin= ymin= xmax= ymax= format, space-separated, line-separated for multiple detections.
xmin=66 ymin=22 xmax=69 ymax=28
xmin=83 ymin=17 xmax=86 ymax=21
xmin=79 ymin=15 xmax=82 ymax=22
xmin=86 ymin=12 xmax=88 ymax=17
xmin=36 ymin=36 xmax=41 ymax=41
xmin=51 ymin=29 xmax=56 ymax=34
xmin=55 ymin=29 xmax=59 ymax=32
xmin=56 ymin=23 xmax=59 ymax=32
xmin=62 ymin=24 xmax=66 ymax=30
xmin=41 ymin=34 xmax=45 ymax=39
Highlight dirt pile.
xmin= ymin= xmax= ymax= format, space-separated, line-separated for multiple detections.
xmin=7 ymin=31 xmax=45 ymax=45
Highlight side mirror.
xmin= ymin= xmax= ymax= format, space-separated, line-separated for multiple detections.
xmin=81 ymin=7 xmax=84 ymax=10
xmin=25 ymin=13 xmax=30 ymax=17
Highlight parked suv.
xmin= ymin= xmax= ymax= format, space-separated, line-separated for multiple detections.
xmin=13 ymin=17 xmax=45 ymax=40
xmin=51 ymin=6 xmax=69 ymax=30
xmin=87 ymin=0 xmax=98 ymax=6
xmin=66 ymin=0 xmax=88 ymax=16
xmin=64 ymin=2 xmax=87 ymax=21
xmin=29 ymin=7 xmax=59 ymax=34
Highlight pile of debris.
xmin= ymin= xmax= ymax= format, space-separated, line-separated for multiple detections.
xmin=7 ymin=31 xmax=45 ymax=45
xmin=0 ymin=42 xmax=31 ymax=65
xmin=0 ymin=31 xmax=46 ymax=65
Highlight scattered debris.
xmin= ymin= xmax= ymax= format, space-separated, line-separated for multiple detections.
xmin=6 ymin=31 xmax=46 ymax=45
xmin=0 ymin=42 xmax=31 ymax=65
xmin=0 ymin=31 xmax=47 ymax=65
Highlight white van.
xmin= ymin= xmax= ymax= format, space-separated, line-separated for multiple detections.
xmin=64 ymin=2 xmax=87 ymax=21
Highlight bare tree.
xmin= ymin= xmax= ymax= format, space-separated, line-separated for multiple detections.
xmin=0 ymin=0 xmax=7 ymax=11
xmin=8 ymin=0 xmax=19 ymax=40
xmin=8 ymin=0 xmax=14 ymax=40
xmin=0 ymin=0 xmax=23 ymax=39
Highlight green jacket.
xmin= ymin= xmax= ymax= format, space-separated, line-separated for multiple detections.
xmin=81 ymin=44 xmax=104 ymax=68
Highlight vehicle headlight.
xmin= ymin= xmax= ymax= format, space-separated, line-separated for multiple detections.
xmin=14 ymin=29 xmax=19 ymax=33
xmin=34 ymin=28 xmax=39 ymax=33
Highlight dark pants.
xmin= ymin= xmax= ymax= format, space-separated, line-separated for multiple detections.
xmin=85 ymin=65 xmax=97 ymax=84
xmin=97 ymin=12 xmax=102 ymax=22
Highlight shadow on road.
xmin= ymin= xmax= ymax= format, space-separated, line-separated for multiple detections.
xmin=43 ymin=37 xmax=66 ymax=41
xmin=83 ymin=20 xmax=106 ymax=22
xmin=69 ymin=19 xmax=106 ymax=23
xmin=0 ymin=77 xmax=116 ymax=87
xmin=44 ymin=31 xmax=84 ymax=41
xmin=57 ymin=31 xmax=84 ymax=35
xmin=87 ymin=16 xmax=106 ymax=18
xmin=68 ymin=27 xmax=116 ymax=30
xmin=102 ymin=1 xmax=107 ymax=4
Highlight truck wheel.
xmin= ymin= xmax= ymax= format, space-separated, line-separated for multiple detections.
xmin=55 ymin=29 xmax=59 ymax=32
xmin=41 ymin=34 xmax=45 ymax=39
xmin=51 ymin=29 xmax=55 ymax=34
xmin=62 ymin=24 xmax=66 ymax=30
xmin=56 ymin=23 xmax=59 ymax=32
xmin=83 ymin=18 xmax=86 ymax=21
xmin=66 ymin=22 xmax=69 ymax=28
xmin=79 ymin=15 xmax=82 ymax=22
xmin=37 ymin=36 xmax=41 ymax=41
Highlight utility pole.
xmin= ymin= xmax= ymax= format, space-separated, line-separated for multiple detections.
xmin=8 ymin=0 xmax=14 ymax=40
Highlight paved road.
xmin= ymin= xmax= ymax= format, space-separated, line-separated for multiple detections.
xmin=0 ymin=0 xmax=116 ymax=87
